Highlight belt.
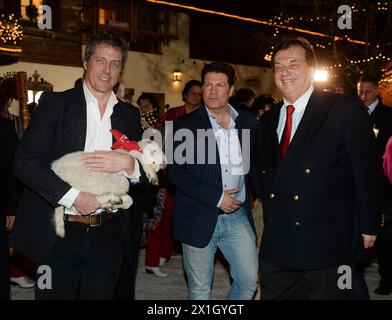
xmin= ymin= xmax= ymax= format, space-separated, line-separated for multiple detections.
xmin=64 ymin=211 xmax=119 ymax=227
xmin=218 ymin=206 xmax=244 ymax=215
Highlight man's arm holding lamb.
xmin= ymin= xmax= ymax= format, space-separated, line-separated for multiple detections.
xmin=59 ymin=150 xmax=141 ymax=215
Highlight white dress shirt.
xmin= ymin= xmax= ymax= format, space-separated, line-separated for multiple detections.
xmin=277 ymin=84 xmax=315 ymax=143
xmin=58 ymin=82 xmax=140 ymax=214
xmin=367 ymin=98 xmax=379 ymax=115
xmin=205 ymin=105 xmax=246 ymax=207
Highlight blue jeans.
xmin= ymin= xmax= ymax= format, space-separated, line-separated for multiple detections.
xmin=182 ymin=206 xmax=258 ymax=300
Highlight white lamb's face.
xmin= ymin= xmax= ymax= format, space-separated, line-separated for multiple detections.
xmin=143 ymin=142 xmax=166 ymax=172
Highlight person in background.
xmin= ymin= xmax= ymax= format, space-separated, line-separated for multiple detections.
xmin=135 ymin=93 xmax=171 ymax=278
xmin=0 ymin=97 xmax=34 ymax=296
xmin=158 ymin=80 xmax=203 ymax=124
xmin=230 ymin=88 xmax=255 ymax=112
xmin=357 ymin=74 xmax=392 ymax=295
xmin=383 ymin=136 xmax=392 ymax=185
xmin=154 ymin=80 xmax=204 ymax=255
xmin=137 ymin=93 xmax=160 ymax=130
xmin=0 ymin=110 xmax=18 ymax=299
xmin=251 ymin=94 xmax=278 ymax=120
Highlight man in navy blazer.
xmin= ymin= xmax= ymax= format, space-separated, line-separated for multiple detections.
xmin=251 ymin=37 xmax=379 ymax=299
xmin=169 ymin=62 xmax=258 ymax=300
xmin=12 ymin=30 xmax=144 ymax=299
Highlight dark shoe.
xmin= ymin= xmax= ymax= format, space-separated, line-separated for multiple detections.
xmin=374 ymin=284 xmax=392 ymax=295
xmin=374 ymin=288 xmax=391 ymax=295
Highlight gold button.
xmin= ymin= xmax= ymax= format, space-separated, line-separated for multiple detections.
xmin=269 ymin=193 xmax=275 ymax=199
xmin=294 ymin=221 xmax=301 ymax=226
xmin=293 ymin=195 xmax=299 ymax=201
xmin=305 ymin=168 xmax=311 ymax=174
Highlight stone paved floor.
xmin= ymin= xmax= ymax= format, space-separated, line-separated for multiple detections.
xmin=10 ymin=248 xmax=392 ymax=300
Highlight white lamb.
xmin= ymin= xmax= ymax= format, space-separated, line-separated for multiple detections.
xmin=51 ymin=139 xmax=166 ymax=237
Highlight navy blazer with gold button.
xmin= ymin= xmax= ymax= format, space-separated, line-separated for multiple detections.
xmin=251 ymin=89 xmax=380 ymax=270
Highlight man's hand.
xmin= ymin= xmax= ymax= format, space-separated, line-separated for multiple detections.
xmin=73 ymin=191 xmax=101 ymax=215
xmin=83 ymin=151 xmax=135 ymax=175
xmin=219 ymin=188 xmax=242 ymax=213
xmin=362 ymin=234 xmax=377 ymax=249
xmin=5 ymin=215 xmax=15 ymax=231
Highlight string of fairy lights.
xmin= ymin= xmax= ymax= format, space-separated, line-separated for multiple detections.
xmin=0 ymin=13 xmax=24 ymax=53
xmin=263 ymin=2 xmax=391 ymax=82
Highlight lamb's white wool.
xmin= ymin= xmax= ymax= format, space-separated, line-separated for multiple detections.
xmin=51 ymin=140 xmax=165 ymax=237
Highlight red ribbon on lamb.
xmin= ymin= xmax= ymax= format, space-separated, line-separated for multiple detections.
xmin=110 ymin=129 xmax=142 ymax=153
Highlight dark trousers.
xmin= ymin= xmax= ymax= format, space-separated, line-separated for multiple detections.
xmin=114 ymin=255 xmax=138 ymax=300
xmin=0 ymin=220 xmax=10 ymax=300
xmin=114 ymin=231 xmax=142 ymax=300
xmin=376 ymin=220 xmax=392 ymax=290
xmin=260 ymin=259 xmax=353 ymax=300
xmin=114 ymin=197 xmax=144 ymax=300
xmin=35 ymin=217 xmax=123 ymax=300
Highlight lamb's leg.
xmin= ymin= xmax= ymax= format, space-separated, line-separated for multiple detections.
xmin=98 ymin=193 xmax=133 ymax=211
xmin=97 ymin=193 xmax=122 ymax=206
xmin=54 ymin=206 xmax=65 ymax=238
xmin=112 ymin=194 xmax=133 ymax=210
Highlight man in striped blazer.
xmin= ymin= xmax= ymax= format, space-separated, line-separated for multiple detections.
xmin=168 ymin=62 xmax=259 ymax=300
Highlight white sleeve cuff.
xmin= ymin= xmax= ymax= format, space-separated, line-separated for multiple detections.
xmin=217 ymin=192 xmax=224 ymax=208
xmin=58 ymin=188 xmax=80 ymax=209
xmin=123 ymin=159 xmax=141 ymax=183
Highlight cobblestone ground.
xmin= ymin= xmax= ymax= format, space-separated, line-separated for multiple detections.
xmin=10 ymin=248 xmax=392 ymax=300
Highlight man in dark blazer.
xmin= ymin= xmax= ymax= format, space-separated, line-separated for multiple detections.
xmin=168 ymin=62 xmax=258 ymax=300
xmin=251 ymin=37 xmax=379 ymax=300
xmin=357 ymin=74 xmax=392 ymax=295
xmin=0 ymin=114 xmax=18 ymax=300
xmin=12 ymin=30 xmax=144 ymax=299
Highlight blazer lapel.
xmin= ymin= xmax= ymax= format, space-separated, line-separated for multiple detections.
xmin=70 ymin=85 xmax=87 ymax=151
xmin=282 ymin=89 xmax=330 ymax=162
xmin=271 ymin=103 xmax=282 ymax=165
xmin=234 ymin=112 xmax=245 ymax=147
xmin=111 ymin=102 xmax=126 ymax=145
xmin=198 ymin=106 xmax=221 ymax=174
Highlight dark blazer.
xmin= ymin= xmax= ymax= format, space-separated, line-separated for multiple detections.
xmin=11 ymin=85 xmax=143 ymax=262
xmin=0 ymin=117 xmax=18 ymax=220
xmin=251 ymin=90 xmax=379 ymax=270
xmin=0 ymin=116 xmax=18 ymax=300
xmin=369 ymin=100 xmax=392 ymax=210
xmin=168 ymin=106 xmax=258 ymax=248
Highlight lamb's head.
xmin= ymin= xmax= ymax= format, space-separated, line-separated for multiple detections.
xmin=137 ymin=139 xmax=166 ymax=172
xmin=110 ymin=129 xmax=166 ymax=182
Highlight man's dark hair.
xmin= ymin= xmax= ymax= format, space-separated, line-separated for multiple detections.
xmin=137 ymin=93 xmax=159 ymax=110
xmin=84 ymin=30 xmax=128 ymax=67
xmin=251 ymin=94 xmax=278 ymax=112
xmin=234 ymin=88 xmax=256 ymax=104
xmin=182 ymin=80 xmax=202 ymax=102
xmin=201 ymin=62 xmax=236 ymax=87
xmin=358 ymin=73 xmax=379 ymax=86
xmin=272 ymin=37 xmax=316 ymax=69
